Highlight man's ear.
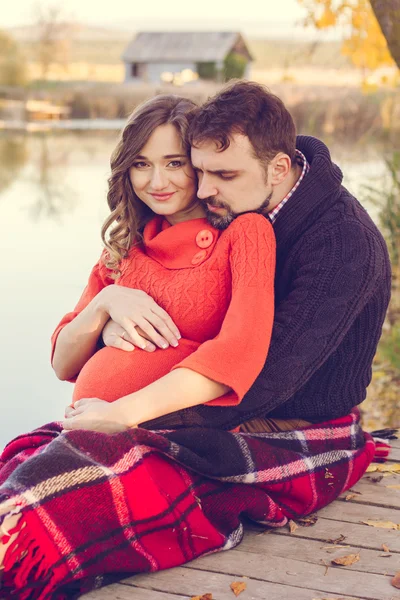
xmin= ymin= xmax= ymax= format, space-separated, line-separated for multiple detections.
xmin=270 ymin=153 xmax=292 ymax=185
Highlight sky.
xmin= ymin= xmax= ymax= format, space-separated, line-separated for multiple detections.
xmin=3 ymin=0 xmax=306 ymax=27
xmin=2 ymin=0 xmax=340 ymax=39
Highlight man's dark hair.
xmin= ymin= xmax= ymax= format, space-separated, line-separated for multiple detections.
xmin=188 ymin=80 xmax=297 ymax=165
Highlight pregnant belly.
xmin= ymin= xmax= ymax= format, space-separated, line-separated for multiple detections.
xmin=73 ymin=338 xmax=199 ymax=403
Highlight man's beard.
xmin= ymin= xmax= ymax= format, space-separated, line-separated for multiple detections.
xmin=204 ymin=193 xmax=273 ymax=230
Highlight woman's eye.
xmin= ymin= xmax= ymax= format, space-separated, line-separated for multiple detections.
xmin=220 ymin=174 xmax=235 ymax=181
xmin=132 ymin=162 xmax=148 ymax=168
xmin=168 ymin=160 xmax=184 ymax=168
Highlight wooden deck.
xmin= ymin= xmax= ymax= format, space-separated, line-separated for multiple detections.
xmin=83 ymin=437 xmax=400 ymax=600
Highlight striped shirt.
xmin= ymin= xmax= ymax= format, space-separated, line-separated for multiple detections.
xmin=268 ymin=150 xmax=309 ymax=223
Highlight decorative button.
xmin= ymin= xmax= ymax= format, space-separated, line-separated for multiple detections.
xmin=191 ymin=249 xmax=207 ymax=265
xmin=195 ymin=229 xmax=214 ymax=249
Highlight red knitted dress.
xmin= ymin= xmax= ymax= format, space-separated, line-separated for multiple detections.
xmin=51 ymin=213 xmax=276 ymax=407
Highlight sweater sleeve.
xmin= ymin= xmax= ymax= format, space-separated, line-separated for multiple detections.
xmin=50 ymin=252 xmax=114 ymax=370
xmin=243 ymin=221 xmax=390 ymax=413
xmin=172 ymin=213 xmax=276 ymax=405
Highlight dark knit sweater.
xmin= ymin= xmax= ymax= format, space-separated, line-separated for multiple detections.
xmin=145 ymin=135 xmax=391 ymax=431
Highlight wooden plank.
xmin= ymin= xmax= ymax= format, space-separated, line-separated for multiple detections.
xmin=82 ymin=584 xmax=186 ymax=599
xmin=390 ymin=437 xmax=400 ymax=449
xmin=337 ymin=476 xmax=400 ymax=509
xmin=119 ymin=567 xmax=368 ymax=600
xmin=273 ymin=516 xmax=400 ymax=552
xmin=318 ymin=498 xmax=400 ymax=526
xmin=184 ymin=548 xmax=397 ymax=600
xmin=387 ymin=447 xmax=400 ymax=461
xmin=239 ymin=529 xmax=399 ymax=575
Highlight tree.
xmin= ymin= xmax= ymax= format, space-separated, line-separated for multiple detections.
xmin=33 ymin=3 xmax=71 ymax=79
xmin=0 ymin=30 xmax=27 ymax=86
xmin=370 ymin=0 xmax=400 ymax=68
xmin=223 ymin=53 xmax=248 ymax=81
xmin=298 ymin=0 xmax=400 ymax=70
xmin=197 ymin=62 xmax=217 ymax=80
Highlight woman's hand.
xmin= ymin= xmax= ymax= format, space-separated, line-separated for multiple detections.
xmin=102 ymin=320 xmax=157 ymax=352
xmin=99 ymin=287 xmax=180 ymax=350
xmin=63 ymin=398 xmax=135 ymax=434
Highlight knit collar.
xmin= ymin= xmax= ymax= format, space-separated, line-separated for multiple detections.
xmin=143 ymin=215 xmax=221 ymax=269
xmin=272 ymin=135 xmax=343 ymax=258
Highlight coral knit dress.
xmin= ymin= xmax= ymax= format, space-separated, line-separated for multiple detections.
xmin=51 ymin=213 xmax=276 ymax=408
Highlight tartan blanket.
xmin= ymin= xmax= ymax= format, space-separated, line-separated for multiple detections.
xmin=0 ymin=410 xmax=376 ymax=599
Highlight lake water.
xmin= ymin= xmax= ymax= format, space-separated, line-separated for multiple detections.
xmin=0 ymin=131 xmax=391 ymax=449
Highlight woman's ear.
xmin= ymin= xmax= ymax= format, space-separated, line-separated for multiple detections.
xmin=270 ymin=153 xmax=292 ymax=185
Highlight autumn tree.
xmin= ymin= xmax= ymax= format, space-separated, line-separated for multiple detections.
xmin=298 ymin=0 xmax=400 ymax=70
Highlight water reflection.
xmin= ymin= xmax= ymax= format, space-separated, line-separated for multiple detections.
xmin=0 ymin=136 xmax=28 ymax=194
xmin=26 ymin=136 xmax=77 ymax=221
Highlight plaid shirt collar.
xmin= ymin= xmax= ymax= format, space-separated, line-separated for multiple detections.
xmin=268 ymin=150 xmax=309 ymax=223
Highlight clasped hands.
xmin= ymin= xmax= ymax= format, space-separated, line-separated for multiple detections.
xmin=62 ymin=287 xmax=180 ymax=434
xmin=62 ymin=397 xmax=133 ymax=434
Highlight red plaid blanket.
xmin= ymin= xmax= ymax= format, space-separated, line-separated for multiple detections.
xmin=0 ymin=410 xmax=375 ymax=599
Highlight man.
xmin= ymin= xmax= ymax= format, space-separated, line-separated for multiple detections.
xmin=102 ymin=80 xmax=391 ymax=429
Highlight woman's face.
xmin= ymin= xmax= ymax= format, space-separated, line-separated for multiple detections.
xmin=129 ymin=123 xmax=202 ymax=223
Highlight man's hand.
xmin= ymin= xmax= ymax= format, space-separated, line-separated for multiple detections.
xmin=99 ymin=287 xmax=180 ymax=351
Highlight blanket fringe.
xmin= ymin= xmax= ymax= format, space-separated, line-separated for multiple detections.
xmin=370 ymin=428 xmax=398 ymax=440
xmin=1 ymin=513 xmax=58 ymax=600
xmin=371 ymin=437 xmax=392 ymax=462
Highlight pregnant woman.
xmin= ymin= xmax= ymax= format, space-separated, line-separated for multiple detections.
xmin=0 ymin=94 xmax=375 ymax=599
xmin=52 ymin=93 xmax=275 ymax=429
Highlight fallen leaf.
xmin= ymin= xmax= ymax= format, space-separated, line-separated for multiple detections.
xmin=327 ymin=534 xmax=346 ymax=545
xmin=230 ymin=581 xmax=246 ymax=596
xmin=382 ymin=543 xmax=390 ymax=552
xmin=380 ymin=553 xmax=392 ymax=557
xmin=323 ymin=545 xmax=351 ymax=553
xmin=191 ymin=595 xmax=212 ymax=600
xmin=367 ymin=474 xmax=384 ymax=483
xmin=345 ymin=493 xmax=357 ymax=501
xmin=362 ymin=520 xmax=399 ymax=530
xmin=319 ymin=559 xmax=329 ymax=576
xmin=331 ymin=553 xmax=360 ymax=566
xmin=392 ymin=571 xmax=400 ymax=589
xmin=289 ymin=520 xmax=298 ymax=534
xmin=297 ymin=514 xmax=318 ymax=526
xmin=386 ymin=484 xmax=400 ymax=489
xmin=366 ymin=465 xmax=378 ymax=473
xmin=366 ymin=463 xmax=400 ymax=474
xmin=379 ymin=463 xmax=400 ymax=473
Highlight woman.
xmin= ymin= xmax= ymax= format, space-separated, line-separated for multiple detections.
xmin=51 ymin=93 xmax=275 ymax=430
xmin=0 ymin=95 xmax=375 ymax=599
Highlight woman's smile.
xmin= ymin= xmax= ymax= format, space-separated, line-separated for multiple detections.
xmin=150 ymin=192 xmax=176 ymax=201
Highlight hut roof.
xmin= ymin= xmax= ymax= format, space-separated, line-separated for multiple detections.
xmin=122 ymin=31 xmax=252 ymax=63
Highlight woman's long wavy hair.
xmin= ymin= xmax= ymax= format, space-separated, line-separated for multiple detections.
xmin=101 ymin=94 xmax=197 ymax=277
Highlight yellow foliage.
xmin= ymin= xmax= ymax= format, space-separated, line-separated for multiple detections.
xmin=298 ymin=0 xmax=395 ymax=70
xmin=361 ymin=80 xmax=378 ymax=93
xmin=316 ymin=7 xmax=337 ymax=28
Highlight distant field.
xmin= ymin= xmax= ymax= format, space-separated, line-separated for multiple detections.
xmin=248 ymin=39 xmax=351 ymax=69
xmin=12 ymin=31 xmax=352 ymax=70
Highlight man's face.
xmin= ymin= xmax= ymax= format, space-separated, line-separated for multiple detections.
xmin=191 ymin=133 xmax=272 ymax=229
